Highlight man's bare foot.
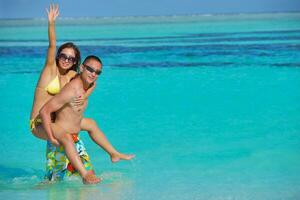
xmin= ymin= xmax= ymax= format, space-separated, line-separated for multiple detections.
xmin=82 ymin=171 xmax=101 ymax=184
xmin=111 ymin=153 xmax=135 ymax=163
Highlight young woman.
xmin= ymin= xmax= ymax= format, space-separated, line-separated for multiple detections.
xmin=30 ymin=4 xmax=134 ymax=183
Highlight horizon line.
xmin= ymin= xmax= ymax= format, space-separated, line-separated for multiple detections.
xmin=0 ymin=10 xmax=300 ymax=20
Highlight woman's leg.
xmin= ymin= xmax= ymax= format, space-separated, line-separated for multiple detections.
xmin=80 ymin=118 xmax=134 ymax=162
xmin=32 ymin=123 xmax=49 ymax=140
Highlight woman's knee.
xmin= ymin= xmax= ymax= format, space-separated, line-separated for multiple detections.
xmin=87 ymin=118 xmax=97 ymax=127
xmin=84 ymin=118 xmax=98 ymax=132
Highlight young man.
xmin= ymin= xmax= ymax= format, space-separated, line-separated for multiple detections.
xmin=40 ymin=55 xmax=103 ymax=184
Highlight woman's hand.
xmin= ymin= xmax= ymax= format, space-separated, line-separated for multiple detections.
xmin=70 ymin=95 xmax=85 ymax=107
xmin=46 ymin=4 xmax=59 ymax=24
xmin=45 ymin=4 xmax=58 ymax=66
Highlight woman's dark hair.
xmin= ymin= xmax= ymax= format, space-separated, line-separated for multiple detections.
xmin=56 ymin=42 xmax=81 ymax=71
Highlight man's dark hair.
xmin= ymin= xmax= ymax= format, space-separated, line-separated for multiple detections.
xmin=83 ymin=55 xmax=102 ymax=65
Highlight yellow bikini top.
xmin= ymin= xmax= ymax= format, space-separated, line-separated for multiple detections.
xmin=45 ymin=75 xmax=60 ymax=95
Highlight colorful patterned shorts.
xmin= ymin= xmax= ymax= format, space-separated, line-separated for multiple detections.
xmin=44 ymin=134 xmax=94 ymax=181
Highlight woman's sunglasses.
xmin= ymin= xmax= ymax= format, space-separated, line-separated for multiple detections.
xmin=83 ymin=64 xmax=102 ymax=75
xmin=58 ymin=53 xmax=76 ymax=64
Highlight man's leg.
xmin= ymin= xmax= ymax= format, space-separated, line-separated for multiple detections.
xmin=66 ymin=135 xmax=94 ymax=177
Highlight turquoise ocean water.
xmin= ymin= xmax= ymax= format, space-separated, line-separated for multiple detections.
xmin=0 ymin=13 xmax=300 ymax=199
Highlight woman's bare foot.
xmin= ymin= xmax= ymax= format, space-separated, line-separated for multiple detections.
xmin=82 ymin=171 xmax=101 ymax=184
xmin=110 ymin=152 xmax=135 ymax=163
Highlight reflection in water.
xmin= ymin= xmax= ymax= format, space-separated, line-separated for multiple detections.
xmin=44 ymin=171 xmax=135 ymax=200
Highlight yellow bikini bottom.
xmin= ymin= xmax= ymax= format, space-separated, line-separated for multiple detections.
xmin=29 ymin=117 xmax=43 ymax=131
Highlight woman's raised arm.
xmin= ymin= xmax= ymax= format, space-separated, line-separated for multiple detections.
xmin=45 ymin=4 xmax=59 ymax=70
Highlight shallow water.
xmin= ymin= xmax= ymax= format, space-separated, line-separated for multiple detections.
xmin=0 ymin=13 xmax=300 ymax=199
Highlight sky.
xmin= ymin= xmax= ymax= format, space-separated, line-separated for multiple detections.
xmin=0 ymin=0 xmax=300 ymax=19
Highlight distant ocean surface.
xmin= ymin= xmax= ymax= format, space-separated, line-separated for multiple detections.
xmin=0 ymin=13 xmax=300 ymax=200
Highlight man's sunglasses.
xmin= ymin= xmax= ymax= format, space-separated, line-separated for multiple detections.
xmin=58 ymin=53 xmax=76 ymax=64
xmin=83 ymin=64 xmax=102 ymax=75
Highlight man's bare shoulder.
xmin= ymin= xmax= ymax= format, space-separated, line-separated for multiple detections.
xmin=68 ymin=76 xmax=83 ymax=89
xmin=59 ymin=77 xmax=82 ymax=95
